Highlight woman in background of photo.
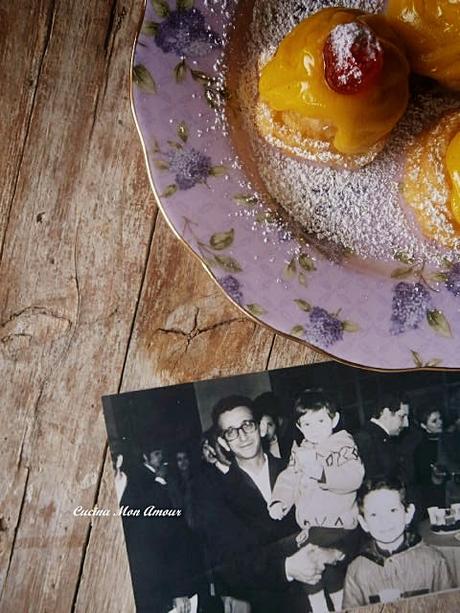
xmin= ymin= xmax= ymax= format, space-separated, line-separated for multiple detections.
xmin=414 ymin=403 xmax=446 ymax=513
xmin=254 ymin=392 xmax=293 ymax=460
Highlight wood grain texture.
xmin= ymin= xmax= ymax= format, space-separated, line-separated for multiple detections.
xmin=0 ymin=0 xmax=155 ymax=608
xmin=1 ymin=0 xmax=459 ymax=612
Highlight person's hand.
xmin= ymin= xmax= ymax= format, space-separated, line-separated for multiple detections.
xmin=202 ymin=439 xmax=218 ymax=465
xmin=268 ymin=501 xmax=287 ymax=520
xmin=222 ymin=595 xmax=251 ymax=613
xmin=431 ymin=464 xmax=449 ymax=485
xmin=114 ymin=454 xmax=127 ymax=503
xmin=285 ymin=544 xmax=324 ymax=585
xmin=295 ymin=528 xmax=310 ymax=547
xmin=295 ymin=447 xmax=317 ymax=466
xmin=217 ymin=436 xmax=231 ymax=453
xmin=172 ymin=596 xmax=191 ymax=613
xmin=313 ymin=547 xmax=345 ymax=567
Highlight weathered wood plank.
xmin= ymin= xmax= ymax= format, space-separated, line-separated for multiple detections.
xmin=0 ymin=0 xmax=156 ymax=608
xmin=0 ymin=0 xmax=54 ymax=256
xmin=267 ymin=334 xmax=328 ymax=370
xmin=121 ymin=214 xmax=276 ymax=388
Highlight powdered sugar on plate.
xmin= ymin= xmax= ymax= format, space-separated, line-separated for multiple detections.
xmin=233 ymin=0 xmax=460 ymax=265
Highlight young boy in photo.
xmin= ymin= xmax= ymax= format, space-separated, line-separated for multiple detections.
xmin=343 ymin=477 xmax=454 ymax=608
xmin=268 ymin=389 xmax=364 ymax=612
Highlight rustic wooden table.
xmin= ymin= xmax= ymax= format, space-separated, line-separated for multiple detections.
xmin=1 ymin=1 xmax=459 ymax=611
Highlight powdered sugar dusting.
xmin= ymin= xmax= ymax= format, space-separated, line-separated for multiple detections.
xmin=329 ymin=21 xmax=380 ymax=85
xmin=232 ymin=0 xmax=460 ymax=265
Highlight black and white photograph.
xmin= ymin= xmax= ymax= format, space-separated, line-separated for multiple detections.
xmin=103 ymin=362 xmax=460 ymax=613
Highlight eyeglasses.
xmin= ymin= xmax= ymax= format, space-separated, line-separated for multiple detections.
xmin=222 ymin=419 xmax=257 ymax=442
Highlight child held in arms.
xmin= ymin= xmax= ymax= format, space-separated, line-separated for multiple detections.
xmin=343 ymin=477 xmax=454 ymax=608
xmin=269 ymin=389 xmax=364 ymax=613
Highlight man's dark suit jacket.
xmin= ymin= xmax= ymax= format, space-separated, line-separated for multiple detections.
xmin=195 ymin=453 xmax=303 ymax=612
xmin=121 ymin=465 xmax=203 ymax=613
xmin=354 ymin=421 xmax=402 ymax=480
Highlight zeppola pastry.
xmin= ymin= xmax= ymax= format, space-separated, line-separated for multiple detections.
xmin=402 ymin=111 xmax=460 ymax=249
xmin=386 ymin=0 xmax=460 ymax=91
xmin=257 ymin=8 xmax=410 ymax=169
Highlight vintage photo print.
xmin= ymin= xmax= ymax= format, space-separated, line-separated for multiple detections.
xmin=103 ymin=362 xmax=460 ymax=612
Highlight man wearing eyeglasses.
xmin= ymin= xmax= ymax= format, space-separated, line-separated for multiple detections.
xmin=202 ymin=395 xmax=343 ymax=613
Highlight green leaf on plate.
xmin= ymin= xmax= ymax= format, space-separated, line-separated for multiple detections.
xmin=410 ymin=350 xmax=423 ymax=368
xmin=394 ymin=251 xmax=415 ymax=265
xmin=209 ymin=165 xmax=227 ymax=176
xmin=246 ymin=303 xmax=266 ymax=317
xmin=283 ymin=258 xmax=296 ymax=280
xmin=214 ymin=255 xmax=242 ymax=273
xmin=209 ymin=229 xmax=234 ymax=250
xmin=142 ymin=20 xmax=160 ymax=36
xmin=204 ymin=257 xmax=216 ymax=269
xmin=174 ymin=59 xmax=187 ymax=83
xmin=298 ymin=253 xmax=316 ymax=272
xmin=426 ymin=358 xmax=443 ymax=367
xmin=151 ymin=0 xmax=170 ymax=18
xmin=297 ymin=271 xmax=307 ymax=287
xmin=190 ymin=69 xmax=211 ymax=85
xmin=177 ymin=0 xmax=194 ymax=9
xmin=290 ymin=325 xmax=305 ymax=338
xmin=154 ymin=159 xmax=169 ymax=170
xmin=426 ymin=309 xmax=452 ymax=338
xmin=133 ymin=65 xmax=156 ymax=93
xmin=161 ymin=184 xmax=177 ymax=197
xmin=430 ymin=272 xmax=449 ymax=283
xmin=233 ymin=193 xmax=258 ymax=207
xmin=294 ymin=298 xmax=311 ymax=312
xmin=167 ymin=140 xmax=183 ymax=149
xmin=177 ymin=121 xmax=188 ymax=142
xmin=390 ymin=266 xmax=414 ymax=279
xmin=342 ymin=321 xmax=360 ymax=333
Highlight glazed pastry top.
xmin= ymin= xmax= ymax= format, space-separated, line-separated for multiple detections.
xmin=386 ymin=0 xmax=460 ymax=91
xmin=403 ymin=111 xmax=460 ymax=248
xmin=258 ymin=8 xmax=410 ymax=155
xmin=446 ymin=131 xmax=460 ymax=225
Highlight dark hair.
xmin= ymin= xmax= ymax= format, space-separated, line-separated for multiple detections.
xmin=357 ymin=477 xmax=408 ymax=512
xmin=294 ymin=388 xmax=337 ymax=419
xmin=416 ymin=401 xmax=441 ymax=426
xmin=212 ymin=395 xmax=255 ymax=428
xmin=253 ymin=391 xmax=281 ymax=422
xmin=371 ymin=392 xmax=402 ymax=419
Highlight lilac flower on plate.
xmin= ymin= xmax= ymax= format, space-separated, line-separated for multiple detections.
xmin=218 ymin=274 xmax=243 ymax=305
xmin=167 ymin=147 xmax=212 ymax=190
xmin=155 ymin=8 xmax=220 ymax=58
xmin=304 ymin=306 xmax=344 ymax=347
xmin=390 ymin=282 xmax=432 ymax=335
xmin=291 ymin=300 xmax=359 ymax=347
xmin=445 ymin=263 xmax=460 ymax=297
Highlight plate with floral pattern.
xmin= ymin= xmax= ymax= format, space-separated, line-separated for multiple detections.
xmin=131 ymin=0 xmax=460 ymax=370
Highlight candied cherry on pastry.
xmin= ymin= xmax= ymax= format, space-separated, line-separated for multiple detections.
xmin=323 ymin=21 xmax=384 ymax=95
xmin=258 ymin=7 xmax=410 ymax=158
xmin=386 ymin=0 xmax=460 ymax=91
